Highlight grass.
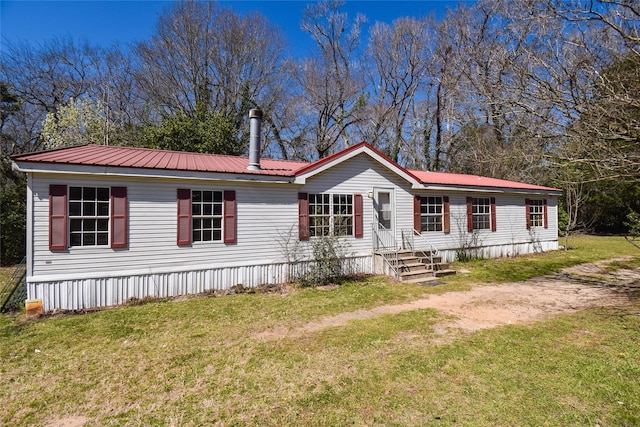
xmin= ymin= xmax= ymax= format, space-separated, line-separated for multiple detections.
xmin=444 ymin=234 xmax=640 ymax=286
xmin=1 ymin=235 xmax=639 ymax=426
xmin=0 ymin=265 xmax=15 ymax=297
xmin=0 ymin=266 xmax=13 ymax=282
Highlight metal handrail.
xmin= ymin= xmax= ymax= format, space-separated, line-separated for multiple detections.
xmin=375 ymin=227 xmax=444 ymax=280
xmin=401 ymin=228 xmax=441 ymax=276
xmin=400 ymin=229 xmax=415 ymax=255
xmin=372 ymin=224 xmax=400 ymax=279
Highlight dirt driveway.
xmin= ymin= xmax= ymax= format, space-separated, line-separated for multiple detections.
xmin=257 ymin=258 xmax=640 ymax=342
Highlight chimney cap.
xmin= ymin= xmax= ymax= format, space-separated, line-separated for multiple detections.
xmin=249 ymin=108 xmax=263 ymax=119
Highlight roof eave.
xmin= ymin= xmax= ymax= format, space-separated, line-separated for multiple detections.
xmin=418 ymin=183 xmax=563 ymax=195
xmin=13 ymin=161 xmax=297 ymax=184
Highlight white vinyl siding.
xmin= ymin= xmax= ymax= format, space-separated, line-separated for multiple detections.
xmin=411 ymin=193 xmax=558 ymax=257
xmin=30 ymin=164 xmax=558 ymax=281
xmin=25 ymin=152 xmax=559 ymax=311
xmin=302 ymin=154 xmax=415 ymax=254
xmin=30 ymin=174 xmax=299 ymax=278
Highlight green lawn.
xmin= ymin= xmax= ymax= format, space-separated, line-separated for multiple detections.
xmin=444 ymin=234 xmax=640 ymax=285
xmin=1 ymin=235 xmax=639 ymax=426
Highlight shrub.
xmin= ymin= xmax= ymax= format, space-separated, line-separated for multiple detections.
xmin=300 ymin=235 xmax=351 ymax=287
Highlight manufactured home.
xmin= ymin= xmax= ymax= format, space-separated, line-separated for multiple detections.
xmin=12 ymin=110 xmax=561 ymax=312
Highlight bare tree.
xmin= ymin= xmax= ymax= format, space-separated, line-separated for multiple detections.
xmin=440 ymin=2 xmax=550 ymax=181
xmin=0 ymin=37 xmax=100 ymax=152
xmin=296 ymin=0 xmax=366 ymax=158
xmin=135 ymin=1 xmax=222 ymax=120
xmin=408 ymin=12 xmax=464 ymax=171
xmin=548 ymin=1 xmax=639 ymax=53
xmin=208 ymin=9 xmax=288 ymax=127
xmin=135 ymin=0 xmax=288 ymax=143
xmin=360 ymin=17 xmax=432 ymax=163
xmin=544 ymin=0 xmax=640 ymax=182
xmin=259 ymin=71 xmax=311 ymax=160
xmin=93 ymin=45 xmax=143 ymax=146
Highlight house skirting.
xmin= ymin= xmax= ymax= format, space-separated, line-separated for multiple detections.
xmin=436 ymin=239 xmax=559 ymax=262
xmin=27 ymin=255 xmax=373 ymax=312
xmin=27 ymin=240 xmax=557 ymax=312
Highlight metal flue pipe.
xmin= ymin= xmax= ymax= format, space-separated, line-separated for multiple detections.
xmin=247 ymin=109 xmax=263 ymax=170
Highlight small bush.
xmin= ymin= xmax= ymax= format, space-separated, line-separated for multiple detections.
xmin=624 ymin=210 xmax=640 ymax=250
xmin=455 ymin=231 xmax=483 ymax=262
xmin=300 ymin=235 xmax=351 ymax=287
xmin=625 ymin=210 xmax=640 ymax=237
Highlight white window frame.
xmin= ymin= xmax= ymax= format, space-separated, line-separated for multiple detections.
xmin=472 ymin=197 xmax=491 ymax=230
xmin=332 ymin=194 xmax=353 ymax=236
xmin=191 ymin=190 xmax=223 ymax=242
xmin=420 ymin=196 xmax=443 ymax=232
xmin=529 ymin=199 xmax=544 ymax=228
xmin=309 ymin=193 xmax=353 ymax=237
xmin=309 ymin=193 xmax=330 ymax=237
xmin=68 ymin=186 xmax=110 ymax=247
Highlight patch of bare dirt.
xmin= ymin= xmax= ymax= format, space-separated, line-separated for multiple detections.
xmin=45 ymin=416 xmax=88 ymax=427
xmin=255 ymin=258 xmax=640 ymax=343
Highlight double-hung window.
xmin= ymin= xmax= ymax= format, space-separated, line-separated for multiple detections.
xmin=472 ymin=198 xmax=491 ymax=230
xmin=308 ymin=193 xmax=353 ymax=237
xmin=420 ymin=196 xmax=443 ymax=232
xmin=528 ymin=199 xmax=544 ymax=227
xmin=526 ymin=198 xmax=547 ymax=229
xmin=68 ymin=186 xmax=110 ymax=247
xmin=309 ymin=194 xmax=330 ymax=237
xmin=298 ymin=193 xmax=362 ymax=240
xmin=466 ymin=197 xmax=496 ymax=232
xmin=332 ymin=194 xmax=353 ymax=236
xmin=191 ymin=190 xmax=223 ymax=242
xmin=177 ymin=189 xmax=236 ymax=245
xmin=49 ymin=184 xmax=127 ymax=250
xmin=414 ymin=195 xmax=450 ymax=234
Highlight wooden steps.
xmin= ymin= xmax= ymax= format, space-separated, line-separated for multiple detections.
xmin=386 ymin=250 xmax=456 ymax=283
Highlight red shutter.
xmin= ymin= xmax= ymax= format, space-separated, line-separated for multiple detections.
xmin=353 ymin=194 xmax=363 ymax=238
xmin=298 ymin=193 xmax=309 ymax=241
xmin=543 ymin=199 xmax=548 ymax=229
xmin=111 ymin=187 xmax=127 ymax=248
xmin=443 ymin=196 xmax=450 ymax=234
xmin=466 ymin=197 xmax=473 ymax=232
xmin=49 ymin=185 xmax=67 ymax=251
xmin=223 ymin=190 xmax=237 ymax=243
xmin=525 ymin=198 xmax=531 ymax=229
xmin=490 ymin=197 xmax=497 ymax=232
xmin=177 ymin=189 xmax=191 ymax=246
xmin=414 ymin=195 xmax=421 ymax=234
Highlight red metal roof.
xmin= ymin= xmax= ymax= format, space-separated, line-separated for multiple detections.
xmin=13 ymin=143 xmax=560 ymax=192
xmin=293 ymin=141 xmax=559 ymax=193
xmin=12 ymin=144 xmax=309 ymax=177
xmin=410 ymin=170 xmax=560 ymax=192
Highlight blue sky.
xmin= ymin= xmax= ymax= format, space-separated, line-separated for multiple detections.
xmin=1 ymin=1 xmax=466 ymax=56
